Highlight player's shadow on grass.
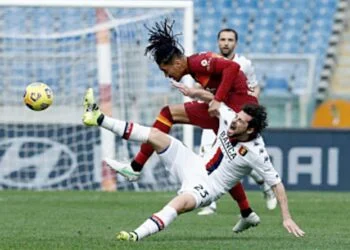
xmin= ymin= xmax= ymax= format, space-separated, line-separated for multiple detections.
xmin=231 ymin=235 xmax=294 ymax=241
xmin=148 ymin=234 xmax=286 ymax=242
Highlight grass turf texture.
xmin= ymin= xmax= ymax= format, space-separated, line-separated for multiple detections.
xmin=1 ymin=191 xmax=350 ymax=250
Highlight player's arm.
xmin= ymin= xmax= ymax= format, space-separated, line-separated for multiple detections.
xmin=209 ymin=58 xmax=240 ymax=102
xmin=187 ymin=54 xmax=240 ymax=101
xmin=271 ymin=183 xmax=305 ymax=237
xmin=248 ymin=151 xmax=305 ymax=237
xmin=171 ymin=80 xmax=214 ymax=103
xmin=208 ymin=58 xmax=240 ymax=117
xmin=187 ymin=54 xmax=240 ymax=116
xmin=190 ymin=88 xmax=214 ymax=102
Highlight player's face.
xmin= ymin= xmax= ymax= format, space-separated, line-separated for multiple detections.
xmin=218 ymin=31 xmax=237 ymax=58
xmin=227 ymin=111 xmax=253 ymax=138
xmin=159 ymin=59 xmax=184 ymax=82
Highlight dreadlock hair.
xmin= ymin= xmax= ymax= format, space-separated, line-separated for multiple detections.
xmin=242 ymin=103 xmax=268 ymax=139
xmin=144 ymin=19 xmax=184 ymax=65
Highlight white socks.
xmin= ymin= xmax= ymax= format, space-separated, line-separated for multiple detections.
xmin=134 ymin=205 xmax=178 ymax=240
xmin=100 ymin=115 xmax=151 ymax=143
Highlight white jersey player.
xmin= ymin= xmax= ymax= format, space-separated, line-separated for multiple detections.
xmin=205 ymin=105 xmax=280 ymax=202
xmin=198 ymin=28 xmax=276 ymax=215
xmin=200 ymin=53 xmax=259 ymax=159
xmin=232 ymin=53 xmax=259 ymax=91
xmin=82 ymin=88 xmax=305 ymax=241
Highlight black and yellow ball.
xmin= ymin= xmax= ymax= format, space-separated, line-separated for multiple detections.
xmin=23 ymin=82 xmax=53 ymax=111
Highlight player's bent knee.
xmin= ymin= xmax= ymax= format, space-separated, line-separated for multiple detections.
xmin=149 ymin=128 xmax=171 ymax=152
xmin=149 ymin=127 xmax=165 ymax=138
xmin=168 ymin=193 xmax=197 ymax=214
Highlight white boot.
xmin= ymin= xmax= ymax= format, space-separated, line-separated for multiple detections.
xmin=232 ymin=212 xmax=260 ymax=233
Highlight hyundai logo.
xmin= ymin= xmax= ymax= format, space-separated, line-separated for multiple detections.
xmin=0 ymin=137 xmax=77 ymax=188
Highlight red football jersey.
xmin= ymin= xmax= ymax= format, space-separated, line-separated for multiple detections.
xmin=187 ymin=52 xmax=252 ymax=103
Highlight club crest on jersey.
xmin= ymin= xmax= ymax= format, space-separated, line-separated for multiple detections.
xmin=238 ymin=145 xmax=248 ymax=156
xmin=201 ymin=59 xmax=208 ymax=67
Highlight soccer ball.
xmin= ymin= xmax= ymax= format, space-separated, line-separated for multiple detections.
xmin=23 ymin=82 xmax=54 ymax=111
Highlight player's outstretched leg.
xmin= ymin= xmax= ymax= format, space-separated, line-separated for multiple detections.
xmin=116 ymin=231 xmax=138 ymax=242
xmin=116 ymin=205 xmax=178 ymax=241
xmin=82 ymin=88 xmax=142 ymax=181
xmin=232 ymin=211 xmax=260 ymax=233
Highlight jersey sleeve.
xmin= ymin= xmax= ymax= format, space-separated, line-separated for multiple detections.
xmin=244 ymin=146 xmax=281 ymax=187
xmin=188 ymin=53 xmax=241 ymax=102
xmin=210 ymin=58 xmax=241 ymax=102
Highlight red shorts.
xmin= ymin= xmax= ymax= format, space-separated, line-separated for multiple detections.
xmin=184 ymin=101 xmax=219 ymax=132
xmin=184 ymin=94 xmax=258 ymax=133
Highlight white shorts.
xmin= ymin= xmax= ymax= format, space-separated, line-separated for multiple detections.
xmin=158 ymin=137 xmax=212 ymax=208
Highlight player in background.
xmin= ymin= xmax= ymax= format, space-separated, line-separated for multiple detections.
xmin=198 ymin=29 xmax=277 ymax=216
xmin=82 ymin=88 xmax=305 ymax=241
xmin=109 ymin=19 xmax=261 ymax=233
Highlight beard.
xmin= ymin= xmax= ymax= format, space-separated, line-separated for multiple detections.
xmin=229 ymin=132 xmax=243 ymax=138
xmin=220 ymin=48 xmax=234 ymax=58
xmin=221 ymin=49 xmax=230 ymax=56
xmin=228 ymin=127 xmax=247 ymax=139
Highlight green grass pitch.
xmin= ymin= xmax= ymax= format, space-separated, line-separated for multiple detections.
xmin=1 ymin=190 xmax=350 ymax=250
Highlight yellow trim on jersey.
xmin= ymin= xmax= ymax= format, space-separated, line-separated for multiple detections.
xmin=156 ymin=115 xmax=173 ymax=127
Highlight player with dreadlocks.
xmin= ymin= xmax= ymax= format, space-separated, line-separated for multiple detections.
xmin=107 ymin=19 xmax=260 ymax=233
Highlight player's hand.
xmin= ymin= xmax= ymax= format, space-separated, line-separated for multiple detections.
xmin=208 ymin=100 xmax=221 ymax=117
xmin=283 ymin=218 xmax=305 ymax=237
xmin=171 ymin=80 xmax=196 ymax=98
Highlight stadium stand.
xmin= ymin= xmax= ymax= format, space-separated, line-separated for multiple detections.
xmin=193 ymin=0 xmax=346 ymax=127
xmin=0 ymin=0 xmax=347 ymax=127
xmin=317 ymin=0 xmax=348 ymax=102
